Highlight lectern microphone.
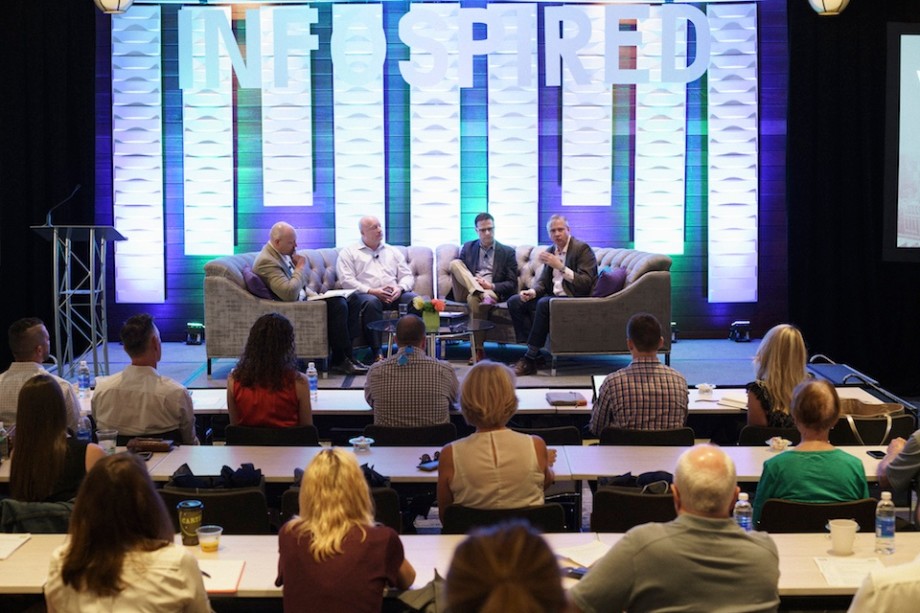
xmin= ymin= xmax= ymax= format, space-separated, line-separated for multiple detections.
xmin=43 ymin=184 xmax=82 ymax=227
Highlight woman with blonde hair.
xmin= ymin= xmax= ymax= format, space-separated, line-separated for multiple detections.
xmin=446 ymin=521 xmax=565 ymax=613
xmin=45 ymin=453 xmax=210 ymax=612
xmin=276 ymin=448 xmax=415 ymax=612
xmin=437 ymin=361 xmax=556 ymax=514
xmin=746 ymin=324 xmax=809 ymax=428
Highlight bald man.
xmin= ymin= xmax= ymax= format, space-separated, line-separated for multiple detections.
xmin=570 ymin=445 xmax=780 ymax=612
xmin=253 ymin=222 xmax=367 ymax=376
xmin=336 ymin=216 xmax=419 ymax=361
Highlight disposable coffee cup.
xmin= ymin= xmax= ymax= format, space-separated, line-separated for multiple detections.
xmin=197 ymin=525 xmax=223 ymax=553
xmin=828 ymin=519 xmax=858 ymax=555
xmin=177 ymin=500 xmax=204 ymax=546
xmin=96 ymin=429 xmax=118 ymax=455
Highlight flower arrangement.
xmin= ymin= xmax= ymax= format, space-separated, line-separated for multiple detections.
xmin=412 ymin=295 xmax=446 ymax=313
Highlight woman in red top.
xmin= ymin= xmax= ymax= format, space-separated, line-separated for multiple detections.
xmin=227 ymin=313 xmax=312 ymax=427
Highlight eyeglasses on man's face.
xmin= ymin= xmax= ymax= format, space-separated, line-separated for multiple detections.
xmin=476 ymin=225 xmax=494 ymax=234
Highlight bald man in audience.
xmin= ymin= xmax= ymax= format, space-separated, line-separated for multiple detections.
xmin=569 ymin=444 xmax=780 ymax=613
xmin=0 ymin=317 xmax=80 ymax=431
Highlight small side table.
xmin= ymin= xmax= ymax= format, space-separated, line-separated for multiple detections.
xmin=367 ymin=317 xmax=495 ymax=363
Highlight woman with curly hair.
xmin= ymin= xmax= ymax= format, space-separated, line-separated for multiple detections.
xmin=437 ymin=361 xmax=555 ymax=513
xmin=45 ymin=453 xmax=210 ymax=612
xmin=746 ymin=324 xmax=809 ymax=428
xmin=227 ymin=312 xmax=312 ymax=427
xmin=276 ymin=448 xmax=415 ymax=612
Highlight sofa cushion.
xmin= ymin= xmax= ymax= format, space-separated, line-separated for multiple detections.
xmin=592 ymin=267 xmax=628 ymax=297
xmin=242 ymin=266 xmax=274 ymax=300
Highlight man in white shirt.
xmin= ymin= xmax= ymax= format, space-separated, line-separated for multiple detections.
xmin=337 ymin=216 xmax=419 ymax=360
xmin=92 ymin=313 xmax=199 ymax=444
xmin=0 ymin=317 xmax=81 ymax=430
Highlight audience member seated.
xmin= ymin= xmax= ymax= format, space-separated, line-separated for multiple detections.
xmin=878 ymin=429 xmax=920 ymax=523
xmin=848 ymin=557 xmax=920 ymax=612
xmin=588 ymin=312 xmax=688 ymax=436
xmin=276 ymin=448 xmax=415 ymax=611
xmin=0 ymin=317 xmax=80 ymax=432
xmin=746 ymin=323 xmax=809 ymax=428
xmin=227 ymin=313 xmax=312 ymax=428
xmin=364 ymin=315 xmax=458 ymax=427
xmin=10 ymin=374 xmax=105 ymax=503
xmin=92 ymin=313 xmax=199 ymax=444
xmin=445 ymin=520 xmax=565 ymax=613
xmin=437 ymin=361 xmax=556 ymax=514
xmin=44 ymin=453 xmax=211 ymax=612
xmin=569 ymin=444 xmax=780 ymax=612
xmin=752 ymin=380 xmax=869 ymax=525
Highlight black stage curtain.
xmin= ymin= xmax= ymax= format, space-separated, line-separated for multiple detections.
xmin=0 ymin=1 xmax=97 ymax=371
xmin=787 ymin=0 xmax=920 ymax=395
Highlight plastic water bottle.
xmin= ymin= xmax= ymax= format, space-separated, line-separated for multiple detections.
xmin=734 ymin=492 xmax=753 ymax=532
xmin=875 ymin=491 xmax=896 ymax=554
xmin=306 ymin=362 xmax=318 ymax=403
xmin=0 ymin=422 xmax=9 ymax=461
xmin=77 ymin=360 xmax=91 ymax=399
xmin=75 ymin=415 xmax=93 ymax=443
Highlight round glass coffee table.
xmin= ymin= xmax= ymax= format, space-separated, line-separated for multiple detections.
xmin=367 ymin=317 xmax=495 ymax=363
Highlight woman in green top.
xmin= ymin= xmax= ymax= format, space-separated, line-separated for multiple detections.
xmin=753 ymin=379 xmax=869 ymax=525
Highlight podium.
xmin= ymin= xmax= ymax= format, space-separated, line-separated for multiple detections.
xmin=31 ymin=225 xmax=126 ymax=378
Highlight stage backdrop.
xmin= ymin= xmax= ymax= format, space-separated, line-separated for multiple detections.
xmin=93 ymin=0 xmax=788 ymax=340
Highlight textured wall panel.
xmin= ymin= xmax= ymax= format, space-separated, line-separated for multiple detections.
xmin=409 ymin=2 xmax=461 ymax=248
xmin=634 ymin=6 xmax=688 ymax=254
xmin=112 ymin=6 xmax=165 ymax=303
xmin=488 ymin=3 xmax=539 ymax=247
xmin=332 ymin=4 xmax=386 ymax=246
xmin=181 ymin=6 xmax=234 ymax=255
xmin=707 ymin=2 xmax=759 ymax=302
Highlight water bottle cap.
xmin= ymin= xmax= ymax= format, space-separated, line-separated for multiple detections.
xmin=738 ymin=492 xmax=749 ymax=501
xmin=80 ymin=360 xmax=88 ymax=367
xmin=307 ymin=362 xmax=315 ymax=369
xmin=881 ymin=491 xmax=892 ymax=500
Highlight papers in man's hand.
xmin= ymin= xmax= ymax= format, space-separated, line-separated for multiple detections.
xmin=555 ymin=540 xmax=610 ymax=568
xmin=717 ymin=394 xmax=748 ymax=410
xmin=814 ymin=556 xmax=885 ymax=587
xmin=307 ymin=289 xmax=356 ymax=301
xmin=198 ymin=559 xmax=245 ymax=593
xmin=0 ymin=534 xmax=30 ymax=560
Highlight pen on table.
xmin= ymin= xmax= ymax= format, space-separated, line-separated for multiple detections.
xmin=201 ymin=570 xmax=211 ymax=578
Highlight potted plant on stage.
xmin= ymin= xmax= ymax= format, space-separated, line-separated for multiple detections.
xmin=412 ymin=296 xmax=446 ymax=332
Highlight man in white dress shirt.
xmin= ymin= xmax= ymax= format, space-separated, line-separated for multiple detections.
xmin=0 ymin=317 xmax=80 ymax=431
xmin=92 ymin=314 xmax=199 ymax=444
xmin=337 ymin=216 xmax=419 ymax=360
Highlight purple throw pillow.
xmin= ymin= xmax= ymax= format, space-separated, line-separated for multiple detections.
xmin=242 ymin=266 xmax=274 ymax=300
xmin=592 ymin=267 xmax=628 ymax=297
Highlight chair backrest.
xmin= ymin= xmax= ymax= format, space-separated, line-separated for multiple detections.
xmin=758 ymin=498 xmax=878 ymax=533
xmin=829 ymin=414 xmax=917 ymax=446
xmin=115 ymin=428 xmax=183 ymax=447
xmin=511 ymin=426 xmax=582 ymax=445
xmin=280 ymin=486 xmax=403 ymax=533
xmin=0 ymin=499 xmax=74 ymax=533
xmin=599 ymin=426 xmax=695 ymax=446
xmin=363 ymin=423 xmax=457 ymax=447
xmin=590 ymin=488 xmax=677 ymax=532
xmin=737 ymin=426 xmax=801 ymax=446
xmin=441 ymin=503 xmax=567 ymax=535
xmin=158 ymin=487 xmax=271 ymax=534
xmin=225 ymin=424 xmax=320 ymax=446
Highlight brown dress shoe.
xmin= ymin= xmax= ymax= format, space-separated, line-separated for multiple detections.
xmin=513 ymin=357 xmax=538 ymax=376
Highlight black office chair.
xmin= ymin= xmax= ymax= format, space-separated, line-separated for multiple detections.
xmin=512 ymin=426 xmax=582 ymax=529
xmin=829 ymin=414 xmax=916 ymax=447
xmin=737 ymin=426 xmax=801 ymax=446
xmin=115 ymin=428 xmax=183 ymax=447
xmin=511 ymin=426 xmax=582 ymax=445
xmin=757 ymin=498 xmax=878 ymax=533
xmin=599 ymin=426 xmax=695 ymax=446
xmin=441 ymin=503 xmax=567 ymax=535
xmin=363 ymin=423 xmax=457 ymax=447
xmin=590 ymin=487 xmax=677 ymax=532
xmin=225 ymin=424 xmax=321 ymax=446
xmin=280 ymin=486 xmax=403 ymax=533
xmin=158 ymin=486 xmax=271 ymax=534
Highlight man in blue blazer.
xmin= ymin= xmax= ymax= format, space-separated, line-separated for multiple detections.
xmin=449 ymin=212 xmax=519 ymax=363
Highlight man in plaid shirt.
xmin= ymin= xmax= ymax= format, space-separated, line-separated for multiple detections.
xmin=365 ymin=315 xmax=458 ymax=427
xmin=589 ymin=313 xmax=688 ymax=436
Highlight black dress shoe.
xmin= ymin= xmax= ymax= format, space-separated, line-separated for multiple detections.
xmin=513 ymin=357 xmax=538 ymax=376
xmin=347 ymin=357 xmax=369 ymax=373
xmin=332 ymin=359 xmax=365 ymax=376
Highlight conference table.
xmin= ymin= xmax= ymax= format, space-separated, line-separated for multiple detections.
xmin=4 ymin=532 xmax=920 ymax=601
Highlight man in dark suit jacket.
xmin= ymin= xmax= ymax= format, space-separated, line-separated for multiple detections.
xmin=508 ymin=214 xmax=598 ymax=376
xmin=449 ymin=213 xmax=519 ymax=362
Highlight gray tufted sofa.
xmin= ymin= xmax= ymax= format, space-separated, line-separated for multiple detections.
xmin=435 ymin=245 xmax=673 ymax=370
xmin=204 ymin=246 xmax=434 ymax=375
